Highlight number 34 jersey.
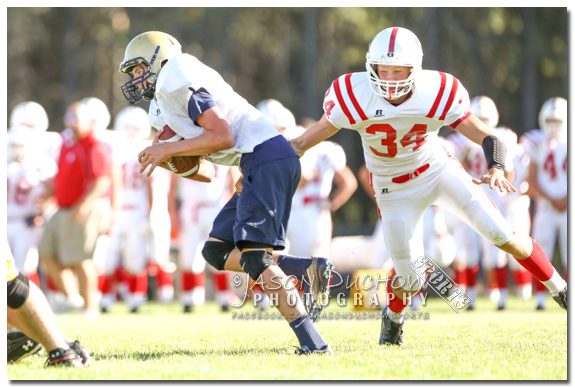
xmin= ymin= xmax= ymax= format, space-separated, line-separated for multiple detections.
xmin=324 ymin=70 xmax=471 ymax=177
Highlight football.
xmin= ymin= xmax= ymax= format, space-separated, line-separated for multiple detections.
xmin=159 ymin=124 xmax=183 ymax=142
xmin=163 ymin=154 xmax=200 ymax=177
xmin=159 ymin=125 xmax=199 ymax=177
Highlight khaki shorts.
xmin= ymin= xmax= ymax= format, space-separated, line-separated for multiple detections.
xmin=38 ymin=199 xmax=111 ymax=266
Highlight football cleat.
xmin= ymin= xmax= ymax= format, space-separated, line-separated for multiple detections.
xmin=552 ymin=286 xmax=567 ymax=310
xmin=7 ymin=331 xmax=42 ymax=364
xmin=294 ymin=344 xmax=333 ymax=355
xmin=379 ymin=307 xmax=404 ymax=346
xmin=69 ymin=340 xmax=92 ymax=367
xmin=45 ymin=348 xmax=84 ymax=368
xmin=305 ymin=257 xmax=334 ymax=321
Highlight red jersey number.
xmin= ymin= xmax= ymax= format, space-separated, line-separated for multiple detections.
xmin=543 ymin=152 xmax=557 ymax=180
xmin=367 ymin=124 xmax=428 ymax=158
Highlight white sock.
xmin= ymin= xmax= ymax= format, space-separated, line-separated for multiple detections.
xmin=536 ymin=291 xmax=547 ymax=306
xmin=386 ymin=308 xmax=405 ymax=324
xmin=499 ymin=288 xmax=509 ymax=304
xmin=542 ymin=270 xmax=567 ymax=295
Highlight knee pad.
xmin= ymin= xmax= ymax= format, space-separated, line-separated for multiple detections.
xmin=7 ymin=272 xmax=30 ymax=309
xmin=240 ymin=250 xmax=276 ymax=281
xmin=202 ymin=240 xmax=235 ymax=271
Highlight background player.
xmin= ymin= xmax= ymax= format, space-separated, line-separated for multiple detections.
xmin=7 ymin=126 xmax=58 ymax=288
xmin=100 ymin=106 xmax=154 ymax=313
xmin=522 ymin=97 xmax=567 ymax=310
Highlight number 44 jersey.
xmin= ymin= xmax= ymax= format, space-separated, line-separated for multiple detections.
xmin=324 ymin=70 xmax=471 ymax=177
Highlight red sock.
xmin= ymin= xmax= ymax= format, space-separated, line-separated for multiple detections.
xmin=156 ymin=267 xmax=174 ymax=288
xmin=534 ymin=278 xmax=547 ymax=293
xmin=494 ymin=267 xmax=508 ymax=289
xmin=25 ymin=270 xmax=40 ymax=287
xmin=514 ymin=239 xmax=554 ymax=282
xmin=101 ymin=275 xmax=114 ymax=294
xmin=387 ymin=277 xmax=408 ymax=314
xmin=212 ymin=272 xmax=230 ymax=292
xmin=182 ymin=271 xmax=205 ymax=291
xmin=466 ymin=265 xmax=479 ymax=288
xmin=453 ymin=268 xmax=467 ymax=287
xmin=513 ymin=270 xmax=532 ymax=286
xmin=127 ymin=271 xmax=148 ymax=294
xmin=46 ymin=275 xmax=59 ymax=292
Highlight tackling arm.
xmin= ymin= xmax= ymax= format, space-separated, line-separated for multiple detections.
xmin=289 ymin=114 xmax=339 ymax=157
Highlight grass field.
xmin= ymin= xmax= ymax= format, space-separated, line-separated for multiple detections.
xmin=7 ymin=296 xmax=567 ymax=381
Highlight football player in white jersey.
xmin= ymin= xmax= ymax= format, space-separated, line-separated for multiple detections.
xmin=7 ymin=126 xmax=58 ymax=287
xmin=121 ymin=31 xmax=331 ymax=354
xmin=9 ymin=101 xmax=62 ymax=162
xmin=290 ymin=27 xmax=567 ymax=346
xmin=101 ymin=106 xmax=153 ymax=313
xmin=522 ymin=97 xmax=567 ymax=310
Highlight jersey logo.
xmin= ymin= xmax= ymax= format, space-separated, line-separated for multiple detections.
xmin=375 ymin=110 xmax=385 ymax=117
xmin=381 ymin=188 xmax=390 ymax=194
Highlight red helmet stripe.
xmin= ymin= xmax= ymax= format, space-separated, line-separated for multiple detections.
xmin=333 ymin=76 xmax=356 ymax=125
xmin=426 ymin=72 xmax=447 ymax=118
xmin=344 ymin=73 xmax=368 ymax=121
xmin=388 ymin=27 xmax=400 ymax=53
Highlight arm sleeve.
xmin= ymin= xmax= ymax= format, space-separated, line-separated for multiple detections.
xmin=187 ymin=87 xmax=218 ymax=124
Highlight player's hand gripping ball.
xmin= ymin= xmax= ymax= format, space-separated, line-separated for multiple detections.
xmin=159 ymin=125 xmax=199 ymax=177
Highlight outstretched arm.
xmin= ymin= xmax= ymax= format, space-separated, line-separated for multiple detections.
xmin=454 ymin=114 xmax=516 ymax=193
xmin=289 ymin=114 xmax=339 ymax=158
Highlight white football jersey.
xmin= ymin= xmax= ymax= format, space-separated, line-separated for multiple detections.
xmin=7 ymin=155 xmax=57 ymax=219
xmin=295 ymin=141 xmax=346 ymax=206
xmin=151 ymin=53 xmax=279 ymax=166
xmin=119 ymin=140 xmax=152 ymax=210
xmin=521 ymin=129 xmax=567 ymax=200
xmin=324 ymin=70 xmax=471 ymax=177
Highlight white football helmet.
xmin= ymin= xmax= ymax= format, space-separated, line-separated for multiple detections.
xmin=366 ymin=27 xmax=423 ymax=100
xmin=7 ymin=125 xmax=34 ymax=163
xmin=119 ymin=31 xmax=182 ymax=104
xmin=81 ymin=97 xmax=111 ymax=131
xmin=538 ymin=97 xmax=567 ymax=142
xmin=114 ymin=106 xmax=151 ymax=142
xmin=256 ymin=99 xmax=303 ymax=139
xmin=9 ymin=101 xmax=49 ymax=133
xmin=470 ymin=96 xmax=499 ymax=129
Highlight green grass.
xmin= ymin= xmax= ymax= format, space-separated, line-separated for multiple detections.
xmin=7 ymin=296 xmax=567 ymax=380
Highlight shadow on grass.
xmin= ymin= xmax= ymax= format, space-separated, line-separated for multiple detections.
xmin=95 ymin=347 xmax=289 ymax=361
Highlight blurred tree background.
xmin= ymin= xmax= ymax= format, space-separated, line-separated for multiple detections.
xmin=7 ymin=7 xmax=568 ymax=235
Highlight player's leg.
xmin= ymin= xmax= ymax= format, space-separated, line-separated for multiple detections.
xmin=506 ymin=198 xmax=533 ymax=301
xmin=370 ymin=172 xmax=434 ymax=345
xmin=558 ymin=210 xmax=567 ymax=281
xmin=148 ymin=209 xmax=175 ymax=304
xmin=206 ymin=154 xmax=331 ymax=353
xmin=122 ymin=220 xmax=149 ymax=313
xmin=482 ymin=236 xmax=509 ymax=310
xmin=437 ymin=161 xmax=566 ymax=310
xmin=7 ymin=253 xmax=85 ymax=367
